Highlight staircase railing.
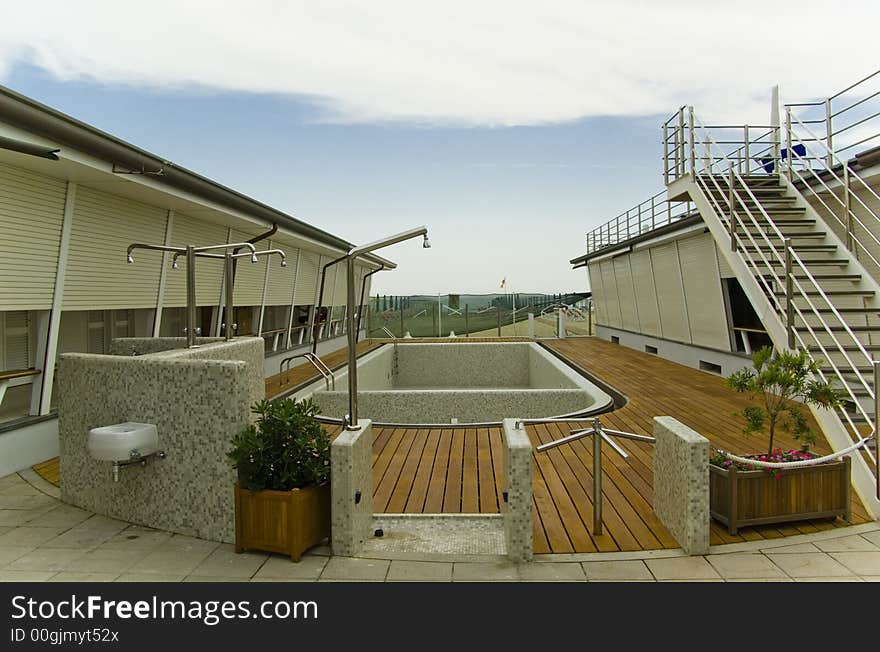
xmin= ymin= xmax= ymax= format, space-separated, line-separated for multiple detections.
xmin=668 ymin=107 xmax=877 ymax=481
xmin=783 ymin=74 xmax=880 ymax=275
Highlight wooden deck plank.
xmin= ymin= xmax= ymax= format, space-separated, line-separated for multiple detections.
xmin=443 ymin=430 xmax=465 ymax=512
xmin=424 ymin=430 xmax=452 ymax=513
xmin=477 ymin=428 xmax=497 ymax=513
xmin=404 ymin=429 xmax=442 ymax=513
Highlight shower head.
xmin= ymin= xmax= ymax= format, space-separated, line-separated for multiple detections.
xmin=281 ymin=259 xmax=288 ymax=267
xmin=172 ymin=259 xmax=179 ymax=270
xmin=251 ymin=254 xmax=258 ymax=263
xmin=127 ymin=254 xmax=134 ymax=264
xmin=422 ymin=235 xmax=431 ymax=249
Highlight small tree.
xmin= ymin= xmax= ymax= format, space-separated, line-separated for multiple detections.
xmin=725 ymin=346 xmax=843 ymax=455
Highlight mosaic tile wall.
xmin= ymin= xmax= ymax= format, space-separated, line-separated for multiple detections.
xmin=394 ymin=343 xmax=531 ymax=387
xmin=652 ymin=416 xmax=710 ymax=555
xmin=502 ymin=419 xmax=533 ymax=561
xmin=58 ymin=338 xmax=264 ymax=543
xmin=312 ymin=388 xmax=595 ymax=424
xmin=330 ymin=419 xmax=373 ymax=556
xmin=108 ymin=337 xmax=223 ymax=356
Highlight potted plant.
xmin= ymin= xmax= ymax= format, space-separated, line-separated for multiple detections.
xmin=710 ymin=346 xmax=851 ymax=534
xmin=228 ymin=398 xmax=331 ymax=561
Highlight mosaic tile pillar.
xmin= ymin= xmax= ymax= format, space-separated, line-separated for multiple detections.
xmin=502 ymin=418 xmax=533 ymax=561
xmin=653 ymin=416 xmax=710 ymax=555
xmin=331 ymin=419 xmax=373 ymax=556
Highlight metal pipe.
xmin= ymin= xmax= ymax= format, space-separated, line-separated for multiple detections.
xmin=497 ymin=306 xmax=501 ymax=337
xmin=224 ymin=252 xmax=235 ymax=340
xmin=311 ymin=254 xmax=347 ymax=355
xmin=185 ymin=246 xmax=197 ymax=347
xmin=785 ymin=237 xmax=794 ymax=349
xmin=687 ymin=106 xmax=695 ymax=176
xmin=785 ymin=106 xmax=793 ymax=181
xmin=357 ymin=264 xmax=385 ymax=336
xmin=343 ymin=226 xmax=429 ymax=430
xmin=592 ymin=417 xmax=603 ymax=535
xmin=845 ymin=165 xmax=853 ymax=251
xmin=875 ymin=360 xmax=880 ymax=500
xmin=465 ymin=304 xmax=469 ymax=337
xmin=728 ymin=163 xmax=736 ymax=252
xmin=825 ymin=97 xmax=834 ymax=168
xmin=662 ymin=123 xmax=669 ymax=185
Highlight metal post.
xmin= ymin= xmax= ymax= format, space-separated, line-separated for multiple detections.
xmin=650 ymin=195 xmax=655 ymax=230
xmin=785 ymin=106 xmax=793 ymax=181
xmin=497 ymin=306 xmax=501 ymax=337
xmin=345 ymin=257 xmax=358 ymax=430
xmin=844 ymin=165 xmax=853 ymax=251
xmin=785 ymin=238 xmax=794 ymax=349
xmin=224 ymin=251 xmax=234 ymax=341
xmin=825 ymin=98 xmax=834 ymax=168
xmin=662 ymin=123 xmax=669 ymax=185
xmin=676 ymin=110 xmax=684 ymax=178
xmin=874 ymin=360 xmax=880 ymax=499
xmin=587 ymin=299 xmax=593 ymax=336
xmin=399 ymin=304 xmax=404 ymax=338
xmin=687 ymin=106 xmax=695 ymax=176
xmin=744 ymin=125 xmax=750 ymax=174
xmin=592 ymin=417 xmax=603 ymax=535
xmin=465 ymin=304 xmax=469 ymax=337
xmin=728 ymin=163 xmax=737 ymax=252
xmin=185 ymin=245 xmax=197 ymax=347
xmin=438 ymin=294 xmax=442 ymax=337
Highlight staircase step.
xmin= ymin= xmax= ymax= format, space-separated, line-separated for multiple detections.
xmin=791 ymin=274 xmax=862 ymax=281
xmin=808 ymin=344 xmax=880 ymax=351
xmin=810 ymin=307 xmax=880 ymax=313
xmin=795 ymin=324 xmax=880 ymax=332
xmin=758 ymin=259 xmax=850 ymax=267
xmin=775 ymin=289 xmax=874 ymax=297
xmin=744 ymin=244 xmax=837 ymax=252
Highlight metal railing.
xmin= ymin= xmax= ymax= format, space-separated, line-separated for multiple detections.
xmin=664 ymin=107 xmax=878 ymax=489
xmin=785 ymin=69 xmax=880 ymax=167
xmin=584 ymin=189 xmax=695 ymax=256
xmin=524 ymin=417 xmax=654 ymax=535
xmin=279 ymin=352 xmax=335 ymax=390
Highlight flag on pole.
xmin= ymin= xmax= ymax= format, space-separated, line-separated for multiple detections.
xmin=500 ymin=277 xmax=506 ymax=289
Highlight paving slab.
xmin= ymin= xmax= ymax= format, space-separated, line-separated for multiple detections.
xmin=320 ymin=557 xmax=390 ymax=581
xmin=645 ymin=557 xmax=721 ymax=580
xmin=582 ymin=560 xmax=653 ymax=581
xmin=766 ymin=553 xmax=856 ymax=578
xmin=452 ymin=561 xmax=519 ymax=582
xmin=386 ymin=560 xmax=453 ymax=582
xmin=706 ymin=553 xmax=785 ymax=579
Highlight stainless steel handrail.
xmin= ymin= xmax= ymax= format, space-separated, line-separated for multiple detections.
xmin=279 ymin=352 xmax=335 ymax=390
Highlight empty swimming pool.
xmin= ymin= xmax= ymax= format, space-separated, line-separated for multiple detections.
xmin=294 ymin=342 xmax=613 ymax=425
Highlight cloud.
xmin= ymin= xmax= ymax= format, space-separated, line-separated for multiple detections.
xmin=0 ymin=1 xmax=877 ymax=126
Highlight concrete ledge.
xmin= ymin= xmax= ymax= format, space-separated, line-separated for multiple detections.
xmin=502 ymin=418 xmax=533 ymax=562
xmin=653 ymin=416 xmax=710 ymax=555
xmin=331 ymin=419 xmax=373 ymax=556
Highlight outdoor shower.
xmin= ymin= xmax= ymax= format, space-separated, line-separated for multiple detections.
xmin=126 ymin=241 xmax=286 ymax=347
xmin=343 ymin=226 xmax=430 ymax=430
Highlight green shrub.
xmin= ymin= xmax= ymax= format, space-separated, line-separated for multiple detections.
xmin=725 ymin=346 xmax=843 ymax=455
xmin=227 ymin=398 xmax=330 ymax=491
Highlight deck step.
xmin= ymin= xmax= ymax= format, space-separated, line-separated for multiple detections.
xmin=808 ymin=344 xmax=880 ymax=351
xmin=744 ymin=244 xmax=837 ymax=252
xmin=791 ymin=274 xmax=862 ymax=281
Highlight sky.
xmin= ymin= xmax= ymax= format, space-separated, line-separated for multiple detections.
xmin=1 ymin=1 xmax=877 ymax=294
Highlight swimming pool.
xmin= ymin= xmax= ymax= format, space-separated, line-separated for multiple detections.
xmin=294 ymin=342 xmax=613 ymax=425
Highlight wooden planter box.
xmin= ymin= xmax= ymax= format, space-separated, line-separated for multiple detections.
xmin=709 ymin=456 xmax=851 ymax=535
xmin=234 ymin=484 xmax=331 ymax=561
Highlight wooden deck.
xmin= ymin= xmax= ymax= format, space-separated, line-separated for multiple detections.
xmin=34 ymin=336 xmax=871 ymax=553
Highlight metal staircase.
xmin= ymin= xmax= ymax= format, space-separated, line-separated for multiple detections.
xmin=663 ymin=98 xmax=880 ymax=515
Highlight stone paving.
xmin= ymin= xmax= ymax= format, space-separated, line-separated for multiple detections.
xmin=2 ymin=470 xmax=880 ymax=582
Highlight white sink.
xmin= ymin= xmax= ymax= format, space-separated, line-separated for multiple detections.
xmin=88 ymin=422 xmax=159 ymax=462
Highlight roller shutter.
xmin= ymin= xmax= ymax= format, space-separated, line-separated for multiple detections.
xmin=587 ymin=262 xmax=605 ymax=326
xmin=599 ymin=260 xmax=622 ymax=328
xmin=678 ymin=233 xmax=730 ymax=350
xmin=64 ymin=186 xmax=166 ymax=310
xmin=651 ymin=242 xmax=691 ymax=342
xmin=0 ymin=163 xmax=67 ymax=310
xmin=264 ymin=240 xmax=298 ymax=306
xmin=230 ymin=232 xmax=268 ymax=306
xmin=613 ymin=256 xmax=639 ymax=331
xmin=163 ymin=214 xmax=228 ymax=307
xmin=630 ymin=249 xmax=662 ymax=337
xmin=293 ymin=250 xmax=319 ymax=305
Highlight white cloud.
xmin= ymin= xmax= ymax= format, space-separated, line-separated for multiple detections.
xmin=1 ymin=1 xmax=877 ymax=126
